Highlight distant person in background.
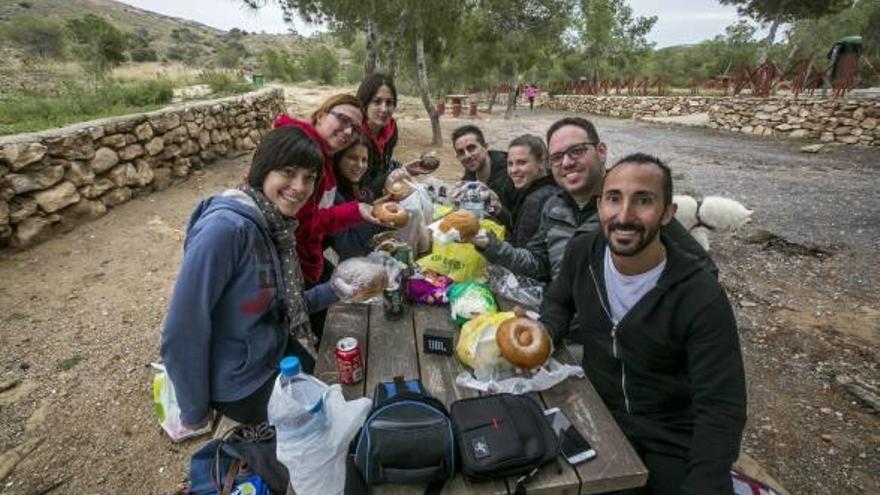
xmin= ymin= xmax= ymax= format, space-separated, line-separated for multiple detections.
xmin=525 ymin=84 xmax=540 ymax=111
xmin=331 ymin=134 xmax=387 ymax=260
xmin=505 ymin=134 xmax=558 ymax=247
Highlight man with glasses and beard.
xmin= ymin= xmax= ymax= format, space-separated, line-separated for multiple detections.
xmin=540 ymin=153 xmax=746 ymax=495
xmin=469 ymin=117 xmax=713 ymax=282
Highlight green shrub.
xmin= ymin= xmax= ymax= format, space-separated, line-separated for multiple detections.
xmin=300 ymin=45 xmax=339 ymax=84
xmin=0 ymin=79 xmax=174 ymax=135
xmin=198 ymin=70 xmax=251 ymax=96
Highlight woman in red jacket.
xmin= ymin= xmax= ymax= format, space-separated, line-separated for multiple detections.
xmin=275 ymin=94 xmax=380 ymax=285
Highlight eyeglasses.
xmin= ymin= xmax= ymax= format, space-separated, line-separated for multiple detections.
xmin=329 ymin=110 xmax=361 ymax=133
xmin=549 ymin=141 xmax=598 ymax=167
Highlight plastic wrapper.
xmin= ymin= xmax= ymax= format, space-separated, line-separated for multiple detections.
xmin=330 ymin=257 xmax=390 ymax=301
xmin=488 ymin=264 xmax=545 ymax=311
xmin=448 ymin=282 xmax=497 ymax=326
xmin=271 ymin=382 xmax=371 ymax=495
xmin=455 ymin=358 xmax=585 ymax=394
xmin=151 ymin=363 xmax=212 ymax=442
xmin=406 ymin=272 xmax=453 ymax=305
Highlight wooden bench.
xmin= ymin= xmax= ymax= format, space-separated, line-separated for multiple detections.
xmin=315 ymin=302 xmax=648 ymax=494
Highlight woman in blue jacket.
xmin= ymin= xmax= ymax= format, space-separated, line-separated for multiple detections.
xmin=160 ymin=126 xmax=338 ymax=428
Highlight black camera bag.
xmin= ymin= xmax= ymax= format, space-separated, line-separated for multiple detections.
xmin=450 ymin=393 xmax=559 ymax=491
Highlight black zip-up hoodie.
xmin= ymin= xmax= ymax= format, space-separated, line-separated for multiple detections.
xmin=541 ymin=229 xmax=746 ymax=495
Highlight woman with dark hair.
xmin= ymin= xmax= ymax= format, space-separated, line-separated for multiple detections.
xmin=356 ymin=73 xmax=434 ymax=197
xmin=160 ymin=126 xmax=339 ymax=428
xmin=331 ymin=134 xmax=388 ymax=259
xmin=505 ymin=134 xmax=559 ymax=247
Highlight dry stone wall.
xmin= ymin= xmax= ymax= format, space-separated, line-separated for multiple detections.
xmin=540 ymin=95 xmax=713 ymax=119
xmin=708 ymin=98 xmax=879 ymax=146
xmin=0 ymin=87 xmax=285 ymax=249
xmin=539 ymin=94 xmax=879 ymax=147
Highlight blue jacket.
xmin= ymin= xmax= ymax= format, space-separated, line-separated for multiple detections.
xmin=160 ymin=190 xmax=337 ymax=425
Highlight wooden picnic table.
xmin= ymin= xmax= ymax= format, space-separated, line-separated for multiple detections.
xmin=314 ymin=301 xmax=648 ymax=494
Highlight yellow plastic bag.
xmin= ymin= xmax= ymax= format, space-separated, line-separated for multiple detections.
xmin=455 ymin=311 xmax=515 ymax=369
xmin=416 ymin=216 xmax=506 ymax=282
xmin=417 ymin=242 xmax=486 ymax=282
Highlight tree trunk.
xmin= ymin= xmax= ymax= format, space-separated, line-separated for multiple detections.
xmin=364 ymin=14 xmax=380 ymax=76
xmin=504 ymin=61 xmax=519 ymax=120
xmin=386 ymin=9 xmax=407 ymax=78
xmin=415 ymin=32 xmax=441 ymax=145
xmin=756 ymin=17 xmax=782 ymax=65
xmin=487 ymin=90 xmax=498 ymax=113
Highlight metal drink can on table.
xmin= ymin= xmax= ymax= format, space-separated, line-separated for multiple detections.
xmin=335 ymin=337 xmax=363 ymax=385
xmin=383 ymin=287 xmax=404 ymax=320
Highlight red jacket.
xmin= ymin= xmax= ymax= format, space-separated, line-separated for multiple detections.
xmin=274 ymin=114 xmax=362 ymax=283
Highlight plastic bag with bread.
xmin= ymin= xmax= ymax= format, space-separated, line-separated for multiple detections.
xmin=330 ymin=257 xmax=389 ymax=302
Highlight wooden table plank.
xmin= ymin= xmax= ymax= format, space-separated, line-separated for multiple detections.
xmin=540 ymin=346 xmax=649 ymax=494
xmin=413 ymin=306 xmax=509 ymax=495
xmin=314 ymin=301 xmax=369 ymax=400
xmin=365 ymin=302 xmax=421 ymax=394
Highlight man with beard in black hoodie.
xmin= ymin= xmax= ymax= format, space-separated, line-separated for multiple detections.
xmin=540 ymin=153 xmax=746 ymax=495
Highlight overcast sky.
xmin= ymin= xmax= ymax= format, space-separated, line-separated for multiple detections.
xmin=118 ymin=0 xmax=767 ymax=48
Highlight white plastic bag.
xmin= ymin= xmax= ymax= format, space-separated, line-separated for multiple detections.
xmin=275 ymin=384 xmax=371 ymax=495
xmin=395 ymin=183 xmax=434 ymax=254
xmin=150 ymin=363 xmax=212 ymax=442
xmin=488 ymin=264 xmax=545 ymax=311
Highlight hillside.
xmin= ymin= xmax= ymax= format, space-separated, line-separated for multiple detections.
xmin=0 ymin=0 xmax=312 ymax=66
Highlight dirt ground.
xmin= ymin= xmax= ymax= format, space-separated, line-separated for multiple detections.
xmin=0 ymin=85 xmax=878 ymax=494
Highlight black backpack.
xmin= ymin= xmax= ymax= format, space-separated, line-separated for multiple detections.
xmin=450 ymin=394 xmax=560 ymax=492
xmin=346 ymin=377 xmax=456 ymax=494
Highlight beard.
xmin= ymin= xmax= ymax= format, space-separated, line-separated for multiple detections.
xmin=604 ymin=221 xmax=661 ymax=257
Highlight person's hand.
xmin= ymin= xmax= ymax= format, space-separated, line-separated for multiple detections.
xmin=387 ymin=167 xmax=411 ymax=183
xmin=359 ymin=202 xmax=384 ymax=225
xmin=482 ymin=188 xmax=502 ymax=214
xmin=469 ymin=229 xmax=489 ymax=249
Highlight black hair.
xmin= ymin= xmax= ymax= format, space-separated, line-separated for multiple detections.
xmin=331 ymin=134 xmax=371 ymax=201
xmin=546 ymin=117 xmax=600 ymax=145
xmin=356 ymin=72 xmax=397 ymax=109
xmin=508 ymin=133 xmax=548 ymax=168
xmin=451 ymin=124 xmax=486 ymax=147
xmin=605 ymin=153 xmax=673 ymax=206
xmin=248 ymin=126 xmax=323 ymax=189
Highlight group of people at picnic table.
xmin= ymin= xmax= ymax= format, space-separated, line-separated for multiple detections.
xmin=160 ymin=72 xmax=747 ymax=495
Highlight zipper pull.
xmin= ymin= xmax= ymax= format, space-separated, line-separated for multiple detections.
xmin=514 ymin=467 xmax=539 ymax=495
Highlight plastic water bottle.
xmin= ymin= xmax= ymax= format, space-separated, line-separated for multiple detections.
xmin=268 ymin=356 xmax=328 ymax=441
xmin=460 ymin=182 xmax=485 ymax=219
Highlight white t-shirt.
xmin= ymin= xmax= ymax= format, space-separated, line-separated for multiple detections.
xmin=603 ymin=247 xmax=666 ymax=324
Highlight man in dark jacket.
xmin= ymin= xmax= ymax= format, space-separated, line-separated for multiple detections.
xmin=452 ymin=124 xmax=514 ymax=217
xmin=541 ymin=153 xmax=747 ymax=495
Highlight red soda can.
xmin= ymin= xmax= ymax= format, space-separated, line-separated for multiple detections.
xmin=335 ymin=337 xmax=363 ymax=385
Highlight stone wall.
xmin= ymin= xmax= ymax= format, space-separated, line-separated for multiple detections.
xmin=539 ymin=94 xmax=879 ymax=146
xmin=0 ymin=87 xmax=285 ymax=249
xmin=708 ymin=98 xmax=879 ymax=146
xmin=540 ymin=95 xmax=713 ymax=119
